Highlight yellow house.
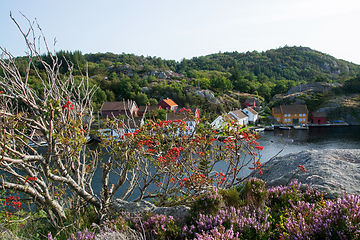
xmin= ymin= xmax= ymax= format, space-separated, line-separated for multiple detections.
xmin=272 ymin=105 xmax=309 ymax=124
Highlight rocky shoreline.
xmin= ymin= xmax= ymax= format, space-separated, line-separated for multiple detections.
xmin=255 ymin=149 xmax=360 ymax=199
xmin=112 ymin=149 xmax=360 ymax=220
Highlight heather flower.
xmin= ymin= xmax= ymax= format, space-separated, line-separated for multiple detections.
xmin=194 ymin=225 xmax=240 ymax=240
xmin=185 ymin=206 xmax=271 ymax=239
xmin=279 ymin=194 xmax=360 ymax=239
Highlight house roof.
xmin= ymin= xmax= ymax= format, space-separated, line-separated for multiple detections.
xmin=230 ymin=109 xmax=248 ymax=120
xmin=222 ymin=113 xmax=237 ymax=121
xmin=280 ymin=105 xmax=308 ymax=114
xmin=245 ymin=98 xmax=256 ymax=103
xmin=273 ymin=107 xmax=281 ymax=114
xmin=138 ymin=105 xmax=159 ymax=112
xmin=311 ymin=112 xmax=327 ymax=118
xmin=100 ymin=101 xmax=136 ymax=111
xmin=159 ymin=98 xmax=178 ymax=107
xmin=245 ymin=107 xmax=258 ymax=115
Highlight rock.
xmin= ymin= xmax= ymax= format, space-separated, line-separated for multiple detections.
xmin=111 ymin=199 xmax=156 ymax=213
xmin=158 ymin=72 xmax=167 ymax=79
xmin=194 ymin=90 xmax=220 ymax=104
xmin=346 ymin=114 xmax=360 ymax=125
xmin=111 ymin=199 xmax=190 ymax=225
xmin=150 ymin=70 xmax=158 ymax=76
xmin=255 ymin=149 xmax=360 ymax=199
xmin=292 ymin=98 xmax=305 ymax=105
xmin=287 ymin=82 xmax=338 ymax=95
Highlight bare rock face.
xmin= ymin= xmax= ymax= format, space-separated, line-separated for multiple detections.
xmin=255 ymin=149 xmax=360 ymax=199
xmin=194 ymin=89 xmax=221 ymax=104
xmin=287 ymin=82 xmax=338 ymax=94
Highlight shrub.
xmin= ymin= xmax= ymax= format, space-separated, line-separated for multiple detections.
xmin=238 ymin=178 xmax=269 ymax=209
xmin=219 ymin=188 xmax=240 ymax=209
xmin=101 ymin=212 xmax=181 ymax=240
xmin=188 ymin=187 xmax=224 ymax=219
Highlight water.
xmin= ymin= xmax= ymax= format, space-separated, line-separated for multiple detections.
xmin=256 ymin=126 xmax=360 ymax=163
xmin=90 ymin=126 xmax=360 ymax=200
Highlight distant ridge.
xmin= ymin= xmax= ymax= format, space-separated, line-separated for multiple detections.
xmin=180 ymin=46 xmax=360 ymax=81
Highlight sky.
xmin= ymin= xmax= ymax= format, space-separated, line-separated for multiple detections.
xmin=1 ymin=0 xmax=360 ymax=64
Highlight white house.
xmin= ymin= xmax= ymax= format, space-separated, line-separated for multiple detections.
xmin=229 ymin=109 xmax=249 ymax=126
xmin=242 ymin=107 xmax=259 ymax=124
xmin=211 ymin=109 xmax=249 ymax=129
xmin=99 ymin=117 xmax=144 ymax=140
xmin=166 ymin=108 xmax=200 ymax=136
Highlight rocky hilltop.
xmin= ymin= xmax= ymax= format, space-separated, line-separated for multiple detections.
xmin=255 ymin=149 xmax=360 ymax=199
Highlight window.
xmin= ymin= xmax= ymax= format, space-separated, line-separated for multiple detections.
xmin=299 ymin=118 xmax=303 ymax=122
xmin=288 ymin=114 xmax=291 ymax=117
xmin=284 ymin=119 xmax=287 ymax=122
xmin=295 ymin=114 xmax=297 ymax=117
xmin=299 ymin=114 xmax=302 ymax=117
xmin=303 ymin=118 xmax=306 ymax=122
xmin=288 ymin=118 xmax=291 ymax=122
xmin=277 ymin=117 xmax=280 ymax=121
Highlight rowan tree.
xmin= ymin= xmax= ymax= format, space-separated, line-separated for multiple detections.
xmin=0 ymin=13 xmax=266 ymax=227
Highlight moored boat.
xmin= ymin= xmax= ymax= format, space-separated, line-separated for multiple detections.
xmin=254 ymin=127 xmax=265 ymax=132
xmin=264 ymin=125 xmax=274 ymax=131
xmin=279 ymin=125 xmax=291 ymax=130
xmin=293 ymin=124 xmax=309 ymax=130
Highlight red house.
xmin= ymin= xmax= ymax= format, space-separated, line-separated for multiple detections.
xmin=243 ymin=98 xmax=260 ymax=110
xmin=100 ymin=100 xmax=138 ymax=118
xmin=310 ymin=112 xmax=327 ymax=124
xmin=158 ymin=98 xmax=178 ymax=111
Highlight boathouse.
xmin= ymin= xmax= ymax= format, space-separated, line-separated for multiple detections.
xmin=310 ymin=112 xmax=327 ymax=124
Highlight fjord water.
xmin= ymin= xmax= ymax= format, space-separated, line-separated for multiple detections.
xmin=90 ymin=126 xmax=360 ymax=200
xmin=256 ymin=126 xmax=360 ymax=163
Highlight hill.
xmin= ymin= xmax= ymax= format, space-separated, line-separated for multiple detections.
xmin=7 ymin=46 xmax=360 ymax=120
xmin=178 ymin=46 xmax=360 ymax=81
xmin=80 ymin=46 xmax=360 ymax=82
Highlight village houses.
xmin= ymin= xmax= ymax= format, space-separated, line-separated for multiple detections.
xmin=310 ymin=112 xmax=327 ymax=124
xmin=158 ymin=98 xmax=178 ymax=111
xmin=211 ymin=109 xmax=249 ymax=129
xmin=166 ymin=107 xmax=200 ymax=136
xmin=100 ymin=100 xmax=138 ymax=118
xmin=242 ymin=107 xmax=259 ymax=124
xmin=272 ymin=105 xmax=309 ymax=124
xmin=137 ymin=105 xmax=161 ymax=117
xmin=243 ymin=97 xmax=261 ymax=111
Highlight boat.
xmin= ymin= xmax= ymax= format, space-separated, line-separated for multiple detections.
xmin=254 ymin=127 xmax=265 ymax=132
xmin=293 ymin=124 xmax=309 ymax=130
xmin=264 ymin=125 xmax=274 ymax=131
xmin=279 ymin=125 xmax=291 ymax=130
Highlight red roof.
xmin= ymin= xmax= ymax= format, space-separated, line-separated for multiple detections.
xmin=159 ymin=98 xmax=178 ymax=107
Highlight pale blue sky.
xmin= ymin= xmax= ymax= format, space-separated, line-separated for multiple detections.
xmin=1 ymin=0 xmax=360 ymax=64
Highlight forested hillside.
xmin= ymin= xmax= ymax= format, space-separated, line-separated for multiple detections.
xmin=182 ymin=46 xmax=359 ymax=81
xmin=4 ymin=46 xmax=360 ymax=120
